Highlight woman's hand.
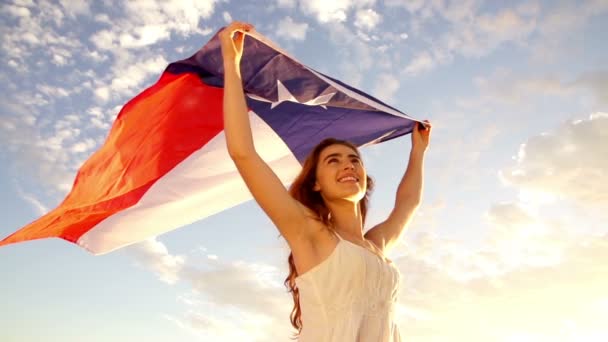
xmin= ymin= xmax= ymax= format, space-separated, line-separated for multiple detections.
xmin=412 ymin=120 xmax=431 ymax=152
xmin=219 ymin=21 xmax=254 ymax=67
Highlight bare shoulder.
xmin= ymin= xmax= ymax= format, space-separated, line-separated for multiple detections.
xmin=364 ymin=228 xmax=386 ymax=253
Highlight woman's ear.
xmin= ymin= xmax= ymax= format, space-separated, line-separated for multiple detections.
xmin=313 ymin=181 xmax=321 ymax=192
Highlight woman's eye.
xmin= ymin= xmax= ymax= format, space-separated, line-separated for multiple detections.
xmin=328 ymin=158 xmax=338 ymax=163
xmin=352 ymin=158 xmax=361 ymax=164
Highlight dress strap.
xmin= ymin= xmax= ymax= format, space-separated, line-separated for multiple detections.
xmin=332 ymin=229 xmax=344 ymax=241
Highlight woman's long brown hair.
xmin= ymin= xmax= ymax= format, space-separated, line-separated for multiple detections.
xmin=284 ymin=138 xmax=374 ymax=338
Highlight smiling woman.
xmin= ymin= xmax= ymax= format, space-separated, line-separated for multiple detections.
xmin=220 ymin=21 xmax=431 ymax=341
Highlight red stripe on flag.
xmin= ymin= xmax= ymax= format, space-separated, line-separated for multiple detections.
xmin=0 ymin=72 xmax=224 ymax=247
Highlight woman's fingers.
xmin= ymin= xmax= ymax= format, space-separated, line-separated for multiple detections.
xmin=228 ymin=21 xmax=253 ymax=30
xmin=424 ymin=120 xmax=431 ymax=128
xmin=418 ymin=120 xmax=431 ymax=131
xmin=219 ymin=22 xmax=253 ymax=44
xmin=223 ymin=21 xmax=254 ymax=38
xmin=412 ymin=120 xmax=432 ymax=150
xmin=219 ymin=21 xmax=254 ymax=61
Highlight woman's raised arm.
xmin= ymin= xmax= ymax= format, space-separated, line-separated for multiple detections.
xmin=365 ymin=121 xmax=432 ymax=253
xmin=219 ymin=22 xmax=312 ymax=243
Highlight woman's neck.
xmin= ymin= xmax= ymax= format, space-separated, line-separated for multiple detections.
xmin=326 ymin=199 xmax=364 ymax=240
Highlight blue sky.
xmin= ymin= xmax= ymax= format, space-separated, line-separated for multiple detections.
xmin=1 ymin=0 xmax=607 ymax=341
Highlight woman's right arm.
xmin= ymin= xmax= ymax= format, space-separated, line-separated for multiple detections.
xmin=220 ymin=22 xmax=312 ymax=242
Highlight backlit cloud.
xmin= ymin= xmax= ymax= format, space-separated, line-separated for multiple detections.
xmin=276 ymin=16 xmax=309 ymax=41
xmin=501 ymin=113 xmax=608 ymax=206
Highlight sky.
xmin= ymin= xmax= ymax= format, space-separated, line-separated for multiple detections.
xmin=0 ymin=0 xmax=607 ymax=341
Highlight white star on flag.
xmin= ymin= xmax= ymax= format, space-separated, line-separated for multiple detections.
xmin=246 ymin=80 xmax=336 ymax=109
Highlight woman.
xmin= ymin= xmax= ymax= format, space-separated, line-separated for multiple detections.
xmin=220 ymin=21 xmax=431 ymax=341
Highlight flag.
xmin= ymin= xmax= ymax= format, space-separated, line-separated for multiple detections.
xmin=0 ymin=29 xmax=418 ymax=255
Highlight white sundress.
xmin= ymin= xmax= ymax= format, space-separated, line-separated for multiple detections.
xmin=294 ymin=230 xmax=402 ymax=341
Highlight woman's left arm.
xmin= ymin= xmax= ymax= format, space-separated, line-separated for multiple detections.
xmin=365 ymin=120 xmax=431 ymax=253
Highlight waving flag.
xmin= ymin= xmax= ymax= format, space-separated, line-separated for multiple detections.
xmin=0 ymin=30 xmax=418 ymax=255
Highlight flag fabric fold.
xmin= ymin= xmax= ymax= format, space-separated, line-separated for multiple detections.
xmin=0 ymin=29 xmax=418 ymax=255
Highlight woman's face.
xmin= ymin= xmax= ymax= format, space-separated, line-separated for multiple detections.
xmin=314 ymin=144 xmax=367 ymax=202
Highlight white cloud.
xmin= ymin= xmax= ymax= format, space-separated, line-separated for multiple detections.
xmin=1 ymin=5 xmax=129 ymax=198
xmin=300 ymin=0 xmax=349 ymax=22
xmin=58 ymin=0 xmax=91 ymax=18
xmin=451 ymin=67 xmax=607 ymax=118
xmin=93 ymin=13 xmax=112 ymax=25
xmin=70 ymin=138 xmax=97 ymax=153
xmin=21 ymin=31 xmax=40 ymax=45
xmin=94 ymin=87 xmax=110 ymax=102
xmin=37 ymin=84 xmax=70 ymax=98
xmin=81 ymin=0 xmax=218 ymax=126
xmin=391 ymin=134 xmax=608 ymax=336
xmin=118 ymin=24 xmax=171 ymax=48
xmin=87 ymin=107 xmax=104 ymax=119
xmin=84 ymin=105 xmax=113 ymax=129
xmin=538 ymin=0 xmax=608 ymax=37
xmin=404 ymin=51 xmax=434 ymax=75
xmin=393 ymin=1 xmax=607 ymax=72
xmin=467 ymin=68 xmax=573 ymax=106
xmin=222 ymin=11 xmax=232 ymax=23
xmin=7 ymin=59 xmax=19 ymax=69
xmin=127 ymin=237 xmax=294 ymax=339
xmin=198 ymin=27 xmax=213 ymax=36
xmin=2 ymin=121 xmax=17 ymax=132
xmin=501 ymin=112 xmax=608 ymax=206
xmin=372 ymin=73 xmax=400 ymax=102
xmin=15 ymin=184 xmax=49 ymax=215
xmin=86 ymin=50 xmax=108 ymax=63
xmin=0 ymin=101 xmax=79 ymax=195
xmin=2 ymin=1 xmax=82 ymax=66
xmin=276 ymin=16 xmax=309 ymax=41
xmin=109 ymin=56 xmax=168 ymax=97
xmin=165 ymin=309 xmax=284 ymax=341
xmin=90 ymin=29 xmax=116 ymax=50
xmin=436 ymin=8 xmax=536 ymax=60
xmin=52 ymin=53 xmax=67 ymax=65
xmin=395 ymin=230 xmax=608 ymax=340
xmin=384 ymin=0 xmax=428 ymax=14
xmin=89 ymin=0 xmax=219 ymax=50
xmin=128 ymin=237 xmax=186 ymax=285
xmin=394 ymin=3 xmax=539 ymax=74
xmin=13 ymin=0 xmax=35 ymax=5
xmin=2 ymin=4 xmax=31 ymax=18
xmin=182 ymin=260 xmax=289 ymax=316
xmin=324 ymin=21 xmax=388 ymax=85
xmin=87 ymin=53 xmax=167 ymax=104
xmin=123 ymin=0 xmax=218 ymax=37
xmin=487 ymin=202 xmax=535 ymax=227
xmin=299 ymin=0 xmax=376 ymax=23
xmin=354 ymin=8 xmax=381 ymax=30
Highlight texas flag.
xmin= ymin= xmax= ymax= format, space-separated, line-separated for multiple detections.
xmin=0 ymin=30 xmax=418 ymax=255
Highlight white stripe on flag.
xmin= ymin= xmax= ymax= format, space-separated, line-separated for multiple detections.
xmin=78 ymin=111 xmax=302 ymax=255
